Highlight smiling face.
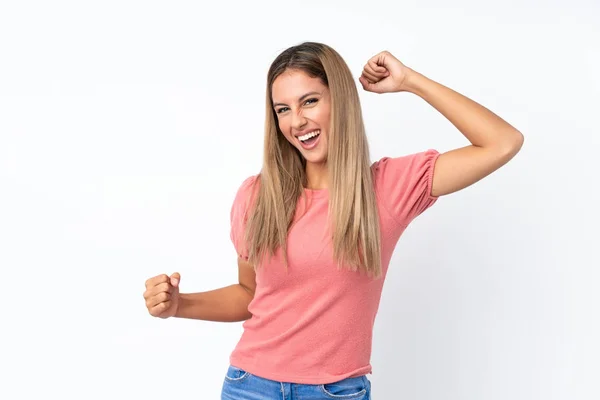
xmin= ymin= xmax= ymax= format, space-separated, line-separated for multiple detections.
xmin=272 ymin=69 xmax=331 ymax=165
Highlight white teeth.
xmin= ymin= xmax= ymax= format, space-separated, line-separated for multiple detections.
xmin=298 ymin=130 xmax=320 ymax=142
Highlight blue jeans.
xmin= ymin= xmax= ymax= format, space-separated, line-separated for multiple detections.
xmin=221 ymin=365 xmax=372 ymax=399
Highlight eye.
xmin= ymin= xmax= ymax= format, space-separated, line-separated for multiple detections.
xmin=275 ymin=99 xmax=318 ymax=115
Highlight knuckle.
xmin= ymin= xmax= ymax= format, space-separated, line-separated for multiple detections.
xmin=160 ymin=282 xmax=170 ymax=292
xmin=146 ymin=274 xmax=166 ymax=288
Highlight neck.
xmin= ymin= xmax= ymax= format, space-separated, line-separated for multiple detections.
xmin=305 ymin=161 xmax=328 ymax=190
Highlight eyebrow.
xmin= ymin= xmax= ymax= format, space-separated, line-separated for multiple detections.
xmin=273 ymin=91 xmax=321 ymax=107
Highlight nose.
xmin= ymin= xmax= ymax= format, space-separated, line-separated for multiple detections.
xmin=291 ymin=109 xmax=308 ymax=131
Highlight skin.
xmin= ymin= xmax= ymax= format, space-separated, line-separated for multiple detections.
xmin=359 ymin=50 xmax=524 ymax=197
xmin=144 ymin=50 xmax=524 ymax=320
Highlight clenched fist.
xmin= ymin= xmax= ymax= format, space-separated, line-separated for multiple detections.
xmin=358 ymin=50 xmax=414 ymax=94
xmin=143 ymin=272 xmax=180 ymax=318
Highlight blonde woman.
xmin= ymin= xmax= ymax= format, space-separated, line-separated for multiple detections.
xmin=143 ymin=42 xmax=523 ymax=399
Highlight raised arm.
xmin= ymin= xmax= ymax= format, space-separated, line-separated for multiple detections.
xmin=359 ymin=50 xmax=524 ymax=197
xmin=403 ymin=69 xmax=523 ymax=197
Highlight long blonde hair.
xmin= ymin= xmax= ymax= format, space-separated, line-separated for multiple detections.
xmin=244 ymin=42 xmax=382 ymax=278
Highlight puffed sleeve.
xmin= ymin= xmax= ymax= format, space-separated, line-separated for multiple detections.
xmin=372 ymin=149 xmax=440 ymax=226
xmin=229 ymin=175 xmax=258 ymax=260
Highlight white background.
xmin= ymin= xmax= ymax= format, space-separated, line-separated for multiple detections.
xmin=1 ymin=1 xmax=598 ymax=399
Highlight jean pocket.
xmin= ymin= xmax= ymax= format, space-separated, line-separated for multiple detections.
xmin=224 ymin=365 xmax=250 ymax=382
xmin=320 ymin=375 xmax=369 ymax=398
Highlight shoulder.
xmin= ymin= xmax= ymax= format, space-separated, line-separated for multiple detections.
xmin=370 ymin=149 xmax=441 ymax=225
xmin=371 ymin=149 xmax=439 ymax=173
xmin=236 ymin=174 xmax=260 ymax=193
xmin=231 ymin=174 xmax=261 ymax=210
xmin=371 ymin=149 xmax=440 ymax=185
xmin=229 ymin=175 xmax=260 ymax=259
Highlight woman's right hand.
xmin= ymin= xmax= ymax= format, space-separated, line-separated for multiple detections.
xmin=143 ymin=272 xmax=180 ymax=318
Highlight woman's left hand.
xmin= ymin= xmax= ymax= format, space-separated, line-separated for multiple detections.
xmin=359 ymin=51 xmax=413 ymax=94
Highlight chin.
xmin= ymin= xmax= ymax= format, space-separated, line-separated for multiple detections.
xmin=303 ymin=153 xmax=327 ymax=164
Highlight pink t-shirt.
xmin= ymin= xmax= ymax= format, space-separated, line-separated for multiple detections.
xmin=228 ymin=149 xmax=440 ymax=384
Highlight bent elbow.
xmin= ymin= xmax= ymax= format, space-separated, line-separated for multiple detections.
xmin=514 ymin=130 xmax=525 ymax=152
xmin=500 ymin=130 xmax=524 ymax=161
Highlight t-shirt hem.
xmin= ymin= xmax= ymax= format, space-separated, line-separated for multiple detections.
xmin=229 ymin=355 xmax=372 ymax=384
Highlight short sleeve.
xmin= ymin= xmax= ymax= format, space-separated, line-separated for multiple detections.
xmin=229 ymin=175 xmax=259 ymax=260
xmin=372 ymin=149 xmax=440 ymax=226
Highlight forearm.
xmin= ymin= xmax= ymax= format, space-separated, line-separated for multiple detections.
xmin=403 ymin=69 xmax=523 ymax=150
xmin=175 ymin=284 xmax=253 ymax=322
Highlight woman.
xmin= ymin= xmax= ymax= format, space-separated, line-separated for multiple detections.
xmin=143 ymin=42 xmax=523 ymax=399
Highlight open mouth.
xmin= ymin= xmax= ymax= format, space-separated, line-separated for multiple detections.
xmin=297 ymin=129 xmax=321 ymax=149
